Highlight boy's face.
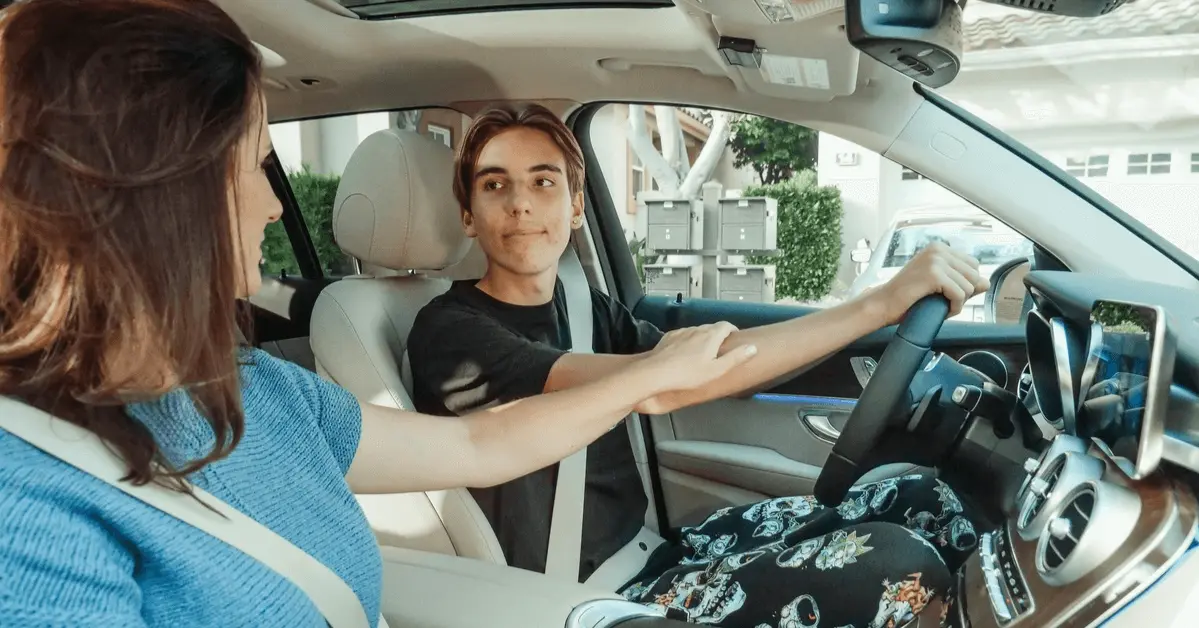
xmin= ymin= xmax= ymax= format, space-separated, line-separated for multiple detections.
xmin=463 ymin=126 xmax=583 ymax=279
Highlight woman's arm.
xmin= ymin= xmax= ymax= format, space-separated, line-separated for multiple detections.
xmin=346 ymin=323 xmax=756 ymax=495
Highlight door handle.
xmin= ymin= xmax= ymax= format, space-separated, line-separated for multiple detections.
xmin=849 ymin=356 xmax=877 ymax=390
xmin=801 ymin=414 xmax=841 ymax=444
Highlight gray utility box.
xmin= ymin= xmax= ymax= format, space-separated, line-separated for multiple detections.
xmin=645 ymin=198 xmax=704 ymax=252
xmin=719 ymin=196 xmax=778 ymax=252
xmin=643 ymin=263 xmax=703 ymax=299
xmin=716 ymin=265 xmax=776 ymax=303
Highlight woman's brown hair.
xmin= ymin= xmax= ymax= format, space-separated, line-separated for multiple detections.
xmin=453 ymin=103 xmax=586 ymax=213
xmin=0 ymin=0 xmax=263 ymax=492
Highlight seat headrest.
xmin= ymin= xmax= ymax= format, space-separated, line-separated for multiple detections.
xmin=333 ymin=128 xmax=470 ymax=272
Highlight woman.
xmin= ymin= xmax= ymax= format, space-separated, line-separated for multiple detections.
xmin=0 ymin=1 xmax=756 ymax=626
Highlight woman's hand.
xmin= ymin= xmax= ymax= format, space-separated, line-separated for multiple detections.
xmin=634 ymin=322 xmax=758 ymax=397
xmin=858 ymin=242 xmax=990 ymax=326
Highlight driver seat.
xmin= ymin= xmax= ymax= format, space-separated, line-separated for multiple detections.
xmin=309 ymin=128 xmax=507 ymax=566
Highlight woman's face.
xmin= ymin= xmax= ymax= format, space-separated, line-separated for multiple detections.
xmin=229 ymin=98 xmax=282 ymax=299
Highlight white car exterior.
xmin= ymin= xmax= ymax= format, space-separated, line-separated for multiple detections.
xmin=848 ymin=205 xmax=1035 ymax=322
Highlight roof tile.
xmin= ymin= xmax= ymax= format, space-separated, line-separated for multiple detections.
xmin=964 ymin=0 xmax=1199 ymax=51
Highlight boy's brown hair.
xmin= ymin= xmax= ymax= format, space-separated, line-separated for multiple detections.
xmin=453 ymin=103 xmax=586 ymax=212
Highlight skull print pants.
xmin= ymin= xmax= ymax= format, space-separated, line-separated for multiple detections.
xmin=618 ymin=474 xmax=979 ymax=628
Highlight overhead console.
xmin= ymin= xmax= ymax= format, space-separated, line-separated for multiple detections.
xmin=691 ymin=0 xmax=1136 ymax=91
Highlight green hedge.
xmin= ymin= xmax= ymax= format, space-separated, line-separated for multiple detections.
xmin=745 ymin=170 xmax=844 ymax=302
xmin=261 ymin=166 xmax=349 ymax=276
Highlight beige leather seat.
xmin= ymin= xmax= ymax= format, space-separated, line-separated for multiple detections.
xmin=309 ymin=128 xmax=506 ymax=565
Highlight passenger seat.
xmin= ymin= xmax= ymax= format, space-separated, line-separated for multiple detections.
xmin=309 ymin=128 xmax=506 ymax=565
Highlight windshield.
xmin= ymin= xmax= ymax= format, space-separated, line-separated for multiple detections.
xmin=883 ymin=222 xmax=1035 ymax=268
xmin=936 ymin=0 xmax=1199 ymax=264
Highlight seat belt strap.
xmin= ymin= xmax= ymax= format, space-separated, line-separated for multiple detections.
xmin=0 ymin=396 xmax=374 ymax=628
xmin=545 ymin=246 xmax=591 ymax=583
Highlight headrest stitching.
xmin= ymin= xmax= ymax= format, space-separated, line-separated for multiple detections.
xmin=398 ymin=131 xmax=415 ymax=273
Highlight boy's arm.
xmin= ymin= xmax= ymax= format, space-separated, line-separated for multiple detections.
xmin=545 ymin=243 xmax=987 ymax=414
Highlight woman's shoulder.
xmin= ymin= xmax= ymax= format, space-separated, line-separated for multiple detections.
xmin=0 ymin=426 xmax=130 ymax=519
xmin=236 ymin=348 xmax=363 ymax=473
xmin=0 ymin=428 xmax=147 ymax=621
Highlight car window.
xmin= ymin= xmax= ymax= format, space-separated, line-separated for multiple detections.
xmin=586 ymin=103 xmax=1035 ymax=324
xmin=939 ymin=0 xmax=1199 ymax=266
xmin=882 ymin=223 xmax=1034 ymax=268
xmin=265 ymin=107 xmax=470 ymax=277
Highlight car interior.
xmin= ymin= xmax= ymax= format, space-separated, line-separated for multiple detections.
xmin=188 ymin=0 xmax=1199 ymax=626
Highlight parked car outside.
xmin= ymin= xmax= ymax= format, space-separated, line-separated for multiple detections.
xmin=848 ymin=205 xmax=1035 ymax=322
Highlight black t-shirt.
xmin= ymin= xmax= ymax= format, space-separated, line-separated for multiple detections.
xmin=408 ymin=278 xmax=664 ymax=581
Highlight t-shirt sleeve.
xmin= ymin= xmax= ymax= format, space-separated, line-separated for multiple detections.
xmin=593 ymin=289 xmax=665 ymax=355
xmin=263 ymin=351 xmax=363 ymax=475
xmin=409 ymin=305 xmax=567 ymax=414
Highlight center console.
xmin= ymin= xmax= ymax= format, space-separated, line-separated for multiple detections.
xmin=960 ymin=434 xmax=1197 ymax=627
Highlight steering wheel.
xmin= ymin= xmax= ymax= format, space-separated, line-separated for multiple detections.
xmin=813 ymin=295 xmax=951 ymax=507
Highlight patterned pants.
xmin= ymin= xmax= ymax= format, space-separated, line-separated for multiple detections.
xmin=619 ymin=474 xmax=978 ymax=628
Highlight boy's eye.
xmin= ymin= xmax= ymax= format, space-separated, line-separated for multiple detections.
xmin=536 ymin=178 xmax=555 ymax=187
xmin=483 ymin=180 xmax=504 ymax=191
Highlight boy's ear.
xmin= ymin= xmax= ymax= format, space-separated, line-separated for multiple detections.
xmin=461 ymin=208 xmax=477 ymax=237
xmin=569 ymin=191 xmax=584 ymax=229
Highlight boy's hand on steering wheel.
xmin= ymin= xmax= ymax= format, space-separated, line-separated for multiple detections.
xmin=862 ymin=242 xmax=989 ymax=326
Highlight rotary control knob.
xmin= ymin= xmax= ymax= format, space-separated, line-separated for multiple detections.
xmin=1023 ymin=457 xmax=1040 ymax=475
xmin=1048 ymin=517 xmax=1073 ymax=540
xmin=1029 ymin=477 xmax=1050 ymax=497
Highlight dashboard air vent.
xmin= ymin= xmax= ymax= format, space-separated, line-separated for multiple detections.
xmin=1018 ymin=363 xmax=1033 ymax=400
xmin=1042 ymin=488 xmax=1094 ymax=570
xmin=1021 ymin=454 xmax=1064 ymax=527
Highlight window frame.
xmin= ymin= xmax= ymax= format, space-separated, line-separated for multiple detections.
xmin=265 ymin=149 xmax=324 ymax=280
xmin=1064 ymin=154 xmax=1108 ymax=178
xmin=1127 ymin=152 xmax=1172 ymax=175
xmin=571 ymin=100 xmax=1064 ymax=313
xmin=427 ymin=124 xmax=453 ymax=148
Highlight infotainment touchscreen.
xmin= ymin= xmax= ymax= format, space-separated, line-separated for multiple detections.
xmin=1078 ymin=300 xmax=1174 ymax=478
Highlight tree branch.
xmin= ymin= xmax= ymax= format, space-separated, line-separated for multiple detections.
xmin=679 ymin=110 xmax=731 ymax=198
xmin=628 ymin=104 xmax=680 ymax=194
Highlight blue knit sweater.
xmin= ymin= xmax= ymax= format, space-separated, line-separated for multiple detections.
xmin=0 ymin=350 xmax=383 ymax=627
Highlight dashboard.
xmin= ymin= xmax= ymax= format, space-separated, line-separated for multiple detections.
xmin=961 ymin=270 xmax=1199 ymax=628
xmin=1022 ymin=271 xmax=1199 ymax=477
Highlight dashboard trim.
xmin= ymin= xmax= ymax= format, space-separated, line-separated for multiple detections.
xmin=1134 ymin=302 xmax=1174 ymax=479
xmin=1049 ymin=317 xmax=1079 ymax=434
xmin=1077 ymin=321 xmax=1104 ymax=412
xmin=965 ymin=447 xmax=1198 ymax=628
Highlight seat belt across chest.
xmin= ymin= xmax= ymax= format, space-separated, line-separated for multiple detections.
xmin=0 ymin=396 xmax=376 ymax=628
xmin=545 ymin=245 xmax=592 ymax=583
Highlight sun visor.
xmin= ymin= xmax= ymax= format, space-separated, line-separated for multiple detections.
xmin=708 ymin=7 xmax=861 ymax=102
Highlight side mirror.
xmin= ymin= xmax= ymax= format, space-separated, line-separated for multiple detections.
xmin=850 ymin=248 xmax=871 ymax=264
xmin=845 ymin=0 xmax=964 ymax=88
xmin=984 ymin=257 xmax=1033 ymax=325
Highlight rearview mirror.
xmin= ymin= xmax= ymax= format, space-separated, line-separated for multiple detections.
xmin=984 ymin=257 xmax=1032 ymax=325
xmin=845 ymin=0 xmax=963 ymax=88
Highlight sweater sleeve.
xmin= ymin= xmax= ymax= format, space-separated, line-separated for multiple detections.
xmin=263 ymin=352 xmax=364 ymax=476
xmin=0 ymin=435 xmax=148 ymax=627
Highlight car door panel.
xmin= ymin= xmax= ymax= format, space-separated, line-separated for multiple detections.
xmin=633 ymin=295 xmax=1026 ymax=519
